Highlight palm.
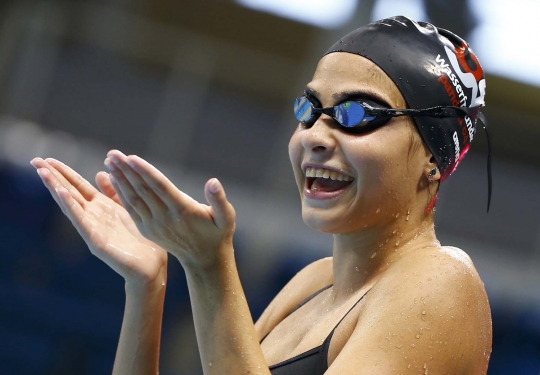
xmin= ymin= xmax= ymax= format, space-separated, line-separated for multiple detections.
xmin=32 ymin=158 xmax=167 ymax=284
xmin=81 ymin=195 xmax=167 ymax=281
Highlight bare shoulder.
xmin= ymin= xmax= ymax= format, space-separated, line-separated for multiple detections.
xmin=327 ymin=246 xmax=492 ymax=375
xmin=255 ymin=257 xmax=333 ymax=340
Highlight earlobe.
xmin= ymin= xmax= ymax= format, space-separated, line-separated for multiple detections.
xmin=426 ymin=157 xmax=441 ymax=183
xmin=427 ymin=167 xmax=441 ymax=183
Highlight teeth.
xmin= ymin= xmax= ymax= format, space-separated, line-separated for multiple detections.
xmin=304 ymin=167 xmax=353 ymax=181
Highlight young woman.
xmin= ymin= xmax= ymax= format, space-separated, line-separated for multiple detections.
xmin=31 ymin=16 xmax=492 ymax=375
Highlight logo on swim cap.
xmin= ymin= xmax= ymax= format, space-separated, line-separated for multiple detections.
xmin=433 ymin=34 xmax=485 ymax=174
xmin=323 ymin=16 xmax=487 ymax=182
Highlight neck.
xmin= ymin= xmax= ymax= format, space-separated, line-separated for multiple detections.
xmin=330 ymin=210 xmax=439 ymax=303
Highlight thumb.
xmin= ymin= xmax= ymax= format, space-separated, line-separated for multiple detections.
xmin=204 ymin=178 xmax=235 ymax=230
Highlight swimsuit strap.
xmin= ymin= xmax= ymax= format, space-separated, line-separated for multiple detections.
xmin=318 ymin=287 xmax=372 ymax=369
xmin=288 ymin=284 xmax=333 ymax=318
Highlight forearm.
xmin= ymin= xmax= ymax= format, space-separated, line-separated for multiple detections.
xmin=112 ymin=277 xmax=166 ymax=375
xmin=183 ymin=249 xmax=271 ymax=375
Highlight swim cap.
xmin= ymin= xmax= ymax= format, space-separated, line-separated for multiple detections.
xmin=325 ymin=16 xmax=491 ymax=210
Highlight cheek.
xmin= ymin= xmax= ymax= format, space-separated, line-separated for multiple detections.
xmin=288 ymin=129 xmax=302 ymax=164
xmin=288 ymin=129 xmax=304 ymax=184
xmin=343 ymin=132 xmax=410 ymax=191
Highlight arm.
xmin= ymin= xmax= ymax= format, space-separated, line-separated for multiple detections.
xmin=185 ymin=250 xmax=270 ymax=374
xmin=31 ymin=158 xmax=168 ymax=375
xmin=113 ymin=279 xmax=165 ymax=375
xmin=103 ymin=151 xmax=271 ymax=374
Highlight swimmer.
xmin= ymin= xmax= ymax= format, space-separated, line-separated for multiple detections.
xmin=31 ymin=16 xmax=492 ymax=375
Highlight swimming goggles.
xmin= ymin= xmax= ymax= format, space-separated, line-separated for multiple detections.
xmin=293 ymin=94 xmax=492 ymax=212
xmin=293 ymin=95 xmax=482 ymax=132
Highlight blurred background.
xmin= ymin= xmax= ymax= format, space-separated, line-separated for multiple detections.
xmin=0 ymin=0 xmax=539 ymax=374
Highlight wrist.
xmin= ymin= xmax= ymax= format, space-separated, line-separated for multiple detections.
xmin=175 ymin=240 xmax=235 ymax=274
xmin=125 ymin=267 xmax=167 ymax=297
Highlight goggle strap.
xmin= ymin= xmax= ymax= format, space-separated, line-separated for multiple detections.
xmin=377 ymin=106 xmax=480 ymax=119
xmin=478 ymin=112 xmax=492 ymax=213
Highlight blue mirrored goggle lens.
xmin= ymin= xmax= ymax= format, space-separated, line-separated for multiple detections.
xmin=294 ymin=96 xmax=379 ymax=128
xmin=333 ymin=101 xmax=367 ymax=128
xmin=294 ymin=96 xmax=314 ymax=123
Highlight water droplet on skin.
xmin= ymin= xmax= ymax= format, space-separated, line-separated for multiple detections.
xmin=396 ymin=344 xmax=402 ymax=349
xmin=422 ymin=310 xmax=426 ymax=315
xmin=376 ymin=207 xmax=381 ymax=213
xmin=411 ymin=343 xmax=416 ymax=348
xmin=416 ymin=334 xmax=420 ymax=338
xmin=209 ymin=362 xmax=213 ymax=367
xmin=371 ymin=252 xmax=377 ymax=259
xmin=355 ymin=266 xmax=360 ymax=272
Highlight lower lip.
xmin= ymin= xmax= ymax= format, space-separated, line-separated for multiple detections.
xmin=303 ymin=180 xmax=353 ymax=200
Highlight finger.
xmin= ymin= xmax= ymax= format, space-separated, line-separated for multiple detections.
xmin=106 ymin=155 xmax=168 ymax=217
xmin=54 ymin=186 xmax=89 ymax=238
xmin=118 ymin=153 xmax=196 ymax=211
xmin=110 ymin=174 xmax=142 ymax=223
xmin=106 ymin=164 xmax=145 ymax=222
xmin=204 ymin=178 xmax=236 ymax=230
xmin=36 ymin=168 xmax=68 ymax=214
xmin=45 ymin=158 xmax=99 ymax=200
xmin=95 ymin=171 xmax=122 ymax=206
xmin=31 ymin=158 xmax=86 ymax=206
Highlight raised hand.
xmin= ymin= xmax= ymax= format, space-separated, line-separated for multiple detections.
xmin=30 ymin=158 xmax=167 ymax=286
xmin=103 ymin=150 xmax=236 ymax=269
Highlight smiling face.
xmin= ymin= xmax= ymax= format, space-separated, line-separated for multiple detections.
xmin=289 ymin=53 xmax=433 ymax=234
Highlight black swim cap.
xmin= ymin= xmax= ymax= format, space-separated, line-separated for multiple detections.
xmin=325 ymin=16 xmax=491 ymax=210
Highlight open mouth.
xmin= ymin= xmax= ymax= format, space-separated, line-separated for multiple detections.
xmin=304 ymin=167 xmax=354 ymax=194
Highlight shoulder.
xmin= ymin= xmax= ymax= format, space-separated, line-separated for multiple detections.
xmin=328 ymin=246 xmax=492 ymax=375
xmin=255 ymin=257 xmax=333 ymax=340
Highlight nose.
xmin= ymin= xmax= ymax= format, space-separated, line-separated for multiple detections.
xmin=300 ymin=115 xmax=338 ymax=155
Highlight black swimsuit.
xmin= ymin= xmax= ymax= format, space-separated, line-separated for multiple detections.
xmin=261 ymin=285 xmax=369 ymax=375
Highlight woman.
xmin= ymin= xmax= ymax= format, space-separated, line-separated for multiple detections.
xmin=31 ymin=16 xmax=492 ymax=375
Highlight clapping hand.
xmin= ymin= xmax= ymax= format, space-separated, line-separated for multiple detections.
xmin=31 ymin=158 xmax=168 ymax=287
xmin=103 ymin=150 xmax=236 ymax=270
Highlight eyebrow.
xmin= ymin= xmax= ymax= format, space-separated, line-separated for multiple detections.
xmin=304 ymin=87 xmax=391 ymax=108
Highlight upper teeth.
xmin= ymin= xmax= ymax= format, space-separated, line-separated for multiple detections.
xmin=304 ymin=167 xmax=353 ymax=181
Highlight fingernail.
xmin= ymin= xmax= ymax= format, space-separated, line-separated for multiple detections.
xmin=209 ymin=178 xmax=220 ymax=194
xmin=109 ymin=155 xmax=120 ymax=164
xmin=104 ymin=158 xmax=116 ymax=171
xmin=126 ymin=158 xmax=136 ymax=168
xmin=46 ymin=158 xmax=64 ymax=165
xmin=36 ymin=168 xmax=47 ymax=177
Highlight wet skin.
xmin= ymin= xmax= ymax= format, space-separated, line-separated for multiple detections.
xmin=29 ymin=52 xmax=492 ymax=375
xmin=256 ymin=53 xmax=492 ymax=374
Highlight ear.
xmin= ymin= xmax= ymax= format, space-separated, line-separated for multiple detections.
xmin=425 ymin=156 xmax=441 ymax=183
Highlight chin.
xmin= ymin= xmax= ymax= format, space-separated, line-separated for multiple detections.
xmin=301 ymin=206 xmax=356 ymax=234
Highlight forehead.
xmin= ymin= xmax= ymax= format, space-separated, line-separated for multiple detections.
xmin=307 ymin=52 xmax=406 ymax=108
